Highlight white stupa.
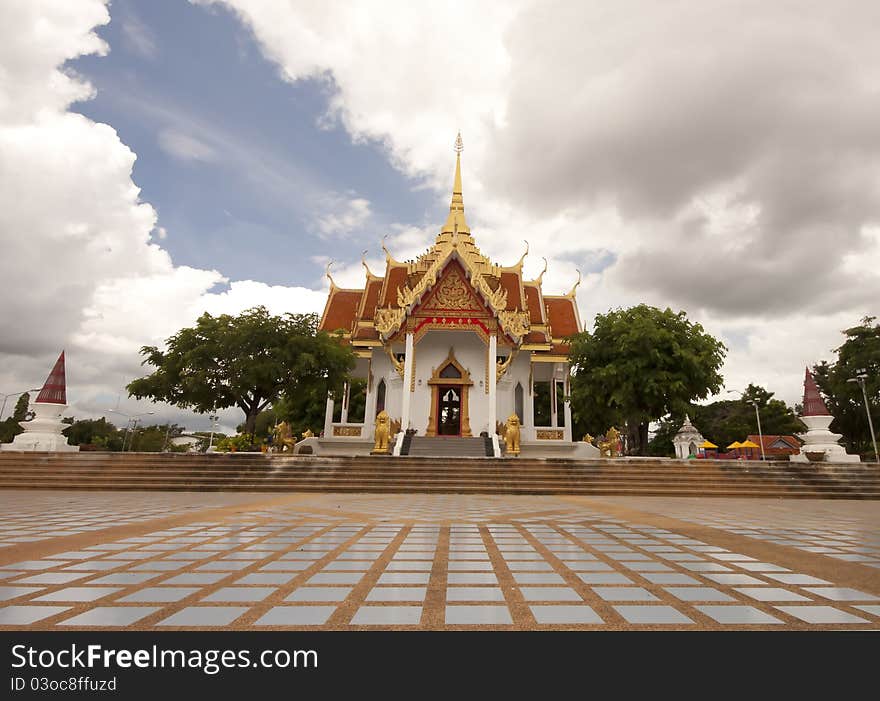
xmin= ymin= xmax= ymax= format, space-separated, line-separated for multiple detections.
xmin=2 ymin=351 xmax=79 ymax=452
xmin=672 ymin=415 xmax=705 ymax=459
xmin=790 ymin=367 xmax=859 ymax=463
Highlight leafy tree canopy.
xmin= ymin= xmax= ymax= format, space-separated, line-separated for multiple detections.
xmin=812 ymin=316 xmax=879 ymax=455
xmin=569 ymin=304 xmax=726 ymax=455
xmin=127 ymin=306 xmax=355 ymax=435
xmin=62 ymin=417 xmax=123 ymax=450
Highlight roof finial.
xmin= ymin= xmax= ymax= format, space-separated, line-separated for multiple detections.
xmin=454 ymin=131 xmax=463 ymax=154
xmin=534 ymin=257 xmax=548 ymax=284
xmin=515 ymin=240 xmax=529 ymax=268
xmin=325 ymin=260 xmax=337 ymax=289
xmin=382 ymin=235 xmax=402 ymax=265
xmin=361 ymin=250 xmax=377 ymax=279
xmin=566 ymin=269 xmax=582 ymax=298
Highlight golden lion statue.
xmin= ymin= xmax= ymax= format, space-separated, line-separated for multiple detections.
xmin=372 ymin=410 xmax=392 ymax=454
xmin=598 ymin=426 xmax=621 ymax=458
xmin=272 ymin=421 xmax=297 ymax=453
xmin=301 ymin=428 xmax=314 ymax=439
xmin=503 ymin=413 xmax=521 ymax=456
xmin=582 ymin=434 xmax=594 ymax=445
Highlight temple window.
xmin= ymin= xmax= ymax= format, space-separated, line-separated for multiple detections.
xmin=533 ymin=381 xmax=552 ymax=426
xmin=347 ymin=378 xmax=367 ymax=423
xmin=514 ymin=382 xmax=524 ymax=422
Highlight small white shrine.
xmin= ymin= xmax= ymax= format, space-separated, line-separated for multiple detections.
xmin=790 ymin=368 xmax=859 ymax=464
xmin=1 ymin=351 xmax=79 ymax=452
xmin=672 ymin=415 xmax=705 ymax=459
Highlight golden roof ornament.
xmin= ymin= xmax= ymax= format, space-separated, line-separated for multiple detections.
xmin=566 ymin=269 xmax=582 ymax=298
xmin=442 ymin=132 xmax=470 ymax=236
xmin=533 ymin=257 xmax=548 ymax=285
xmin=325 ymin=260 xmax=337 ymax=289
xmin=361 ymin=250 xmax=377 ymax=279
xmin=382 ymin=235 xmax=402 ymax=265
xmin=514 ymin=240 xmax=529 ymax=269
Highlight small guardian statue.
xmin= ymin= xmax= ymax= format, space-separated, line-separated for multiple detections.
xmin=599 ymin=426 xmax=621 ymax=458
xmin=372 ymin=410 xmax=392 ymax=454
xmin=503 ymin=413 xmax=521 ymax=456
xmin=273 ymin=421 xmax=297 ymax=453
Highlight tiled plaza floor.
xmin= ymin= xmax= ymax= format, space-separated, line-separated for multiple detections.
xmin=0 ymin=492 xmax=877 ymax=630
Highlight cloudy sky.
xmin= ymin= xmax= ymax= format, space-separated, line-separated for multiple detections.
xmin=1 ymin=0 xmax=878 ymax=432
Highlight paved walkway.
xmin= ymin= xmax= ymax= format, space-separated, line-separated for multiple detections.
xmin=0 ymin=492 xmax=877 ymax=630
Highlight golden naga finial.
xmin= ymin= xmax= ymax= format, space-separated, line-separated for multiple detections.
xmin=325 ymin=260 xmax=337 ymax=288
xmin=514 ymin=240 xmax=529 ymax=269
xmin=361 ymin=250 xmax=376 ymax=278
xmin=566 ymin=269 xmax=582 ymax=298
xmin=534 ymin=257 xmax=548 ymax=285
xmin=382 ymin=235 xmax=402 ymax=265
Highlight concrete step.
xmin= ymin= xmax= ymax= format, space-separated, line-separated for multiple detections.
xmin=404 ymin=437 xmax=489 ymax=457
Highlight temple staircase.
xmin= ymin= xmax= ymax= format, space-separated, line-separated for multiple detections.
xmin=403 ymin=436 xmax=492 ymax=457
xmin=0 ymin=452 xmax=878 ymax=498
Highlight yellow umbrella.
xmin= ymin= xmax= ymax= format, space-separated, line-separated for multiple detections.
xmin=700 ymin=440 xmax=718 ymax=449
xmin=727 ymin=441 xmax=742 ymax=450
xmin=739 ymin=440 xmax=760 ymax=448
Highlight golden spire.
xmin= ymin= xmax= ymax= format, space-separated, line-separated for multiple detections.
xmin=441 ymin=132 xmax=471 ymax=237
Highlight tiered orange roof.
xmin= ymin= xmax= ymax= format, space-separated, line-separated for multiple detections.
xmin=319 ymin=136 xmax=580 ymax=360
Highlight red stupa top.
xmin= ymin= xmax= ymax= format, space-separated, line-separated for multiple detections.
xmin=35 ymin=351 xmax=66 ymax=405
xmin=802 ymin=367 xmax=830 ymax=416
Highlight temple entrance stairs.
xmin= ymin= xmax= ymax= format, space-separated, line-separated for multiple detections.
xmin=0 ymin=452 xmax=878 ymax=498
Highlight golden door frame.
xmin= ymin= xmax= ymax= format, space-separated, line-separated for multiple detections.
xmin=425 ymin=348 xmax=473 ymax=437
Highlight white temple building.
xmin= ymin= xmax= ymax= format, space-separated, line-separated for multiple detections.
xmin=298 ymin=137 xmax=598 ymax=458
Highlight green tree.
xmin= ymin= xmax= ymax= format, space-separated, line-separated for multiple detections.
xmin=688 ymin=384 xmax=803 ymax=453
xmin=0 ymin=393 xmax=32 ymax=444
xmin=812 ymin=316 xmax=879 ymax=456
xmin=128 ymin=424 xmax=186 ymax=452
xmin=62 ymin=417 xmax=125 ymax=451
xmin=12 ymin=392 xmax=30 ymax=421
xmin=569 ymin=305 xmax=726 ymax=455
xmin=127 ymin=306 xmax=356 ymax=436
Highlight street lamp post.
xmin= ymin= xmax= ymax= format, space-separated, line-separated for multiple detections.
xmin=728 ymin=389 xmax=766 ymax=461
xmin=207 ymin=412 xmax=219 ymax=453
xmin=0 ymin=389 xmax=42 ymax=422
xmin=109 ymin=410 xmax=154 ymax=452
xmin=847 ymin=371 xmax=879 ymax=464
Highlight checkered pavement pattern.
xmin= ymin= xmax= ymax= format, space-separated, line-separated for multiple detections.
xmin=598 ymin=497 xmax=880 ymax=569
xmin=0 ymin=493 xmax=877 ymax=629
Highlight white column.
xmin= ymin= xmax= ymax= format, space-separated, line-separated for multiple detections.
xmin=400 ymin=332 xmax=414 ymax=431
xmin=525 ymin=362 xmax=535 ymax=435
xmin=364 ymin=369 xmax=378 ymax=436
xmin=340 ymin=382 xmax=349 ymax=423
xmin=323 ymin=394 xmax=334 ymax=437
xmin=488 ymin=334 xmax=497 ymax=434
xmin=563 ymin=368 xmax=573 ymax=441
